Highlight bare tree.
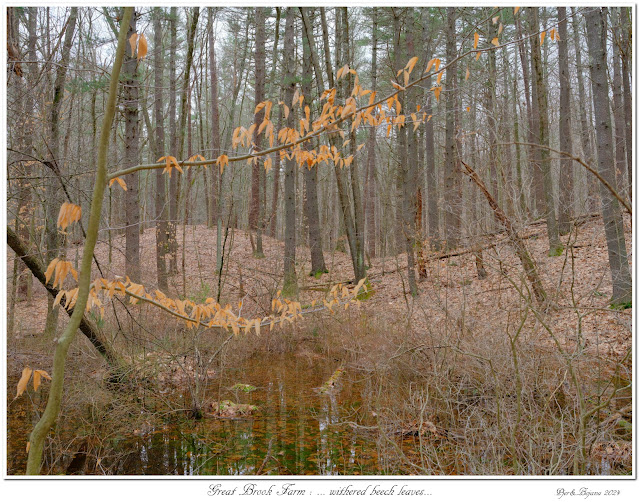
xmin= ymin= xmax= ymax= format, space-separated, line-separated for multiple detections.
xmin=444 ymin=7 xmax=461 ymax=250
xmin=571 ymin=7 xmax=596 ymax=213
xmin=44 ymin=7 xmax=78 ymax=335
xmin=282 ymin=7 xmax=298 ymax=296
xmin=153 ymin=7 xmax=168 ymax=291
xmin=300 ymin=8 xmax=328 ymax=276
xmin=530 ymin=7 xmax=562 ymax=255
xmin=123 ymin=10 xmax=141 ymax=282
xmin=584 ymin=7 xmax=632 ymax=306
xmin=557 ymin=6 xmax=574 ymax=234
xmin=250 ymin=7 xmax=266 ymax=257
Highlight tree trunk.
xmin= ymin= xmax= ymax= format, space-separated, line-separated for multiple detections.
xmin=571 ymin=7 xmax=597 ymax=213
xmin=45 ymin=7 xmax=78 ymax=336
xmin=301 ymin=8 xmax=328 ymax=276
xmin=343 ymin=8 xmax=366 ymax=282
xmin=557 ymin=7 xmax=574 ymax=235
xmin=153 ymin=8 xmax=169 ymax=291
xmin=619 ymin=7 xmax=632 ymax=200
xmin=317 ymin=7 xmax=365 ymax=282
xmin=15 ymin=7 xmax=38 ymax=300
xmin=584 ymin=7 xmax=632 ymax=306
xmin=123 ymin=11 xmax=141 ymax=283
xmin=400 ymin=8 xmax=418 ymax=295
xmin=269 ymin=105 xmax=283 ymax=238
xmin=25 ymin=8 xmax=132 ymax=474
xmin=516 ymin=17 xmax=536 ymax=219
xmin=365 ymin=7 xmax=378 ymax=258
xmin=512 ymin=44 xmax=526 ymax=217
xmin=530 ymin=7 xmax=562 ymax=255
xmin=610 ymin=9 xmax=628 ymax=200
xmin=177 ymin=8 xmax=200 ymax=282
xmin=208 ymin=8 xmax=223 ymax=273
xmin=424 ymin=62 xmax=439 ymax=247
xmin=250 ymin=7 xmax=266 ymax=257
xmin=267 ymin=8 xmax=282 ymax=238
xmin=444 ymin=7 xmax=461 ymax=250
xmin=282 ymin=7 xmax=298 ymax=297
xmin=486 ymin=9 xmax=499 ymax=208
xmin=167 ymin=7 xmax=178 ymax=273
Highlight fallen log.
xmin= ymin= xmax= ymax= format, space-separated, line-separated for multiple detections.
xmin=7 ymin=226 xmax=121 ymax=367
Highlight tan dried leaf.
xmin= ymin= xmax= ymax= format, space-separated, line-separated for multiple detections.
xmin=16 ymin=367 xmax=32 ymax=398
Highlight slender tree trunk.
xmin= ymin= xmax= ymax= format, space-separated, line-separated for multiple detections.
xmin=250 ymin=7 xmax=266 ymax=257
xmin=516 ymin=18 xmax=536 ymax=218
xmin=392 ymin=9 xmax=406 ymax=256
xmin=343 ymin=8 xmax=366 ymax=282
xmin=424 ymin=60 xmax=439 ymax=247
xmin=153 ymin=8 xmax=169 ymax=291
xmin=177 ymin=8 xmax=199 ymax=281
xmin=167 ymin=7 xmax=178 ymax=273
xmin=400 ymin=8 xmax=418 ymax=295
xmin=365 ymin=7 xmax=378 ymax=259
xmin=610 ymin=9 xmax=628 ymax=200
xmin=317 ymin=7 xmax=365 ymax=282
xmin=486 ymin=9 xmax=499 ymax=207
xmin=25 ymin=8 xmax=132 ymax=474
xmin=585 ymin=7 xmax=632 ymax=306
xmin=282 ymin=7 xmax=298 ymax=297
xmin=512 ymin=45 xmax=526 ymax=217
xmin=619 ymin=7 xmax=632 ymax=200
xmin=444 ymin=7 xmax=461 ymax=250
xmin=500 ymin=45 xmax=515 ymax=217
xmin=531 ymin=7 xmax=562 ymax=255
xmin=557 ymin=7 xmax=574 ymax=234
xmin=269 ymin=105 xmax=283 ymax=238
xmin=45 ymin=7 xmax=78 ymax=336
xmin=15 ymin=7 xmax=38 ymax=300
xmin=301 ymin=8 xmax=328 ymax=276
xmin=208 ymin=8 xmax=223 ymax=273
xmin=267 ymin=8 xmax=282 ymax=238
xmin=571 ymin=7 xmax=597 ymax=213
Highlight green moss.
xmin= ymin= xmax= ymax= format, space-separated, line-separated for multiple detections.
xmin=282 ymin=276 xmax=299 ymax=299
xmin=548 ymin=245 xmax=564 ymax=257
xmin=318 ymin=366 xmax=344 ymax=394
xmin=311 ymin=269 xmax=328 ymax=279
xmin=610 ymin=301 xmax=632 ymax=310
xmin=231 ymin=383 xmax=257 ymax=393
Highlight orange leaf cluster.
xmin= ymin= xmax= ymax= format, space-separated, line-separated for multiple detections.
xmin=56 ymin=202 xmax=82 ymax=231
xmin=15 ymin=367 xmax=51 ymax=398
xmin=157 ymin=155 xmax=182 ymax=177
xmin=129 ymin=32 xmax=148 ymax=61
xmin=108 ymin=177 xmax=127 ymax=190
xmin=78 ymin=277 xmax=368 ymax=337
xmin=45 ymin=258 xmax=78 ymax=288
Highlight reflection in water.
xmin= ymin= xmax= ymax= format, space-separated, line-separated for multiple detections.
xmin=117 ymin=354 xmax=385 ymax=475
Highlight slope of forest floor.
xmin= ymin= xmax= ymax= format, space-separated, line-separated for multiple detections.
xmin=7 ymin=213 xmax=633 ymax=475
xmin=11 ymin=213 xmax=631 ymax=356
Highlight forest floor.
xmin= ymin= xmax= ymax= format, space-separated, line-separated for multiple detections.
xmin=10 ymin=212 xmax=632 ymax=358
xmin=6 ymin=212 xmax=633 ymax=475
